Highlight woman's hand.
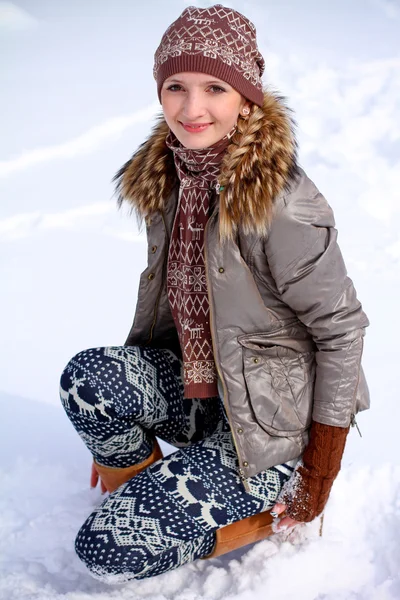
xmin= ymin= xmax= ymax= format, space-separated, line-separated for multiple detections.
xmin=270 ymin=502 xmax=303 ymax=531
xmin=274 ymin=422 xmax=350 ymax=524
xmin=90 ymin=462 xmax=107 ymax=494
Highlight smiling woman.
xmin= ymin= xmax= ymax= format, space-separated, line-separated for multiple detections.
xmin=161 ymin=73 xmax=251 ymax=149
xmin=59 ymin=3 xmax=370 ymax=584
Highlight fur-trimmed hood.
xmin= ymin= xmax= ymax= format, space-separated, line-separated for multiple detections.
xmin=113 ymin=90 xmax=299 ymax=239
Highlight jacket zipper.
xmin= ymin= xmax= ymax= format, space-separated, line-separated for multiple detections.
xmin=350 ymin=414 xmax=362 ymax=437
xmin=350 ymin=337 xmax=364 ymax=437
xmin=350 ymin=338 xmax=364 ymax=437
xmin=204 ymin=215 xmax=251 ymax=493
xmin=148 ymin=194 xmax=250 ymax=491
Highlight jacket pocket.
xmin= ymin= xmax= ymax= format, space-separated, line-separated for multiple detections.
xmin=238 ymin=333 xmax=316 ymax=437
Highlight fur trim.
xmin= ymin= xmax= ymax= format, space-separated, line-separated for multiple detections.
xmin=113 ymin=89 xmax=298 ymax=239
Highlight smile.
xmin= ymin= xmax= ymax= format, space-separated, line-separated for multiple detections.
xmin=181 ymin=123 xmax=212 ymax=133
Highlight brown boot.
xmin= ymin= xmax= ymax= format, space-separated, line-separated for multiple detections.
xmin=201 ymin=510 xmax=276 ymax=559
xmin=93 ymin=438 xmax=163 ymax=493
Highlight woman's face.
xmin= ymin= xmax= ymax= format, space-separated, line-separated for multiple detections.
xmin=161 ymin=72 xmax=251 ymax=149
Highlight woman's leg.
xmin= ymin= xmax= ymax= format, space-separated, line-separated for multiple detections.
xmin=59 ymin=345 xmax=223 ymax=468
xmin=60 ymin=345 xmax=294 ymax=582
xmin=74 ymin=417 xmax=294 ymax=582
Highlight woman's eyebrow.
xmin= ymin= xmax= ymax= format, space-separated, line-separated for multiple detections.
xmin=165 ymin=79 xmax=227 ymax=85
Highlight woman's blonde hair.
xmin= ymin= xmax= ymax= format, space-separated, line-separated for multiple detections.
xmin=219 ymin=103 xmax=269 ymax=240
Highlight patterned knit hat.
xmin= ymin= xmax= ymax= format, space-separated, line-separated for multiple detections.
xmin=154 ymin=4 xmax=265 ymax=107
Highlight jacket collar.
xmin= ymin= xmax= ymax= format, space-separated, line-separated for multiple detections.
xmin=113 ymin=90 xmax=299 ymax=239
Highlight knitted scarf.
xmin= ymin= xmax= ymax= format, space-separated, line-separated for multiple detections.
xmin=165 ymin=126 xmax=236 ymax=398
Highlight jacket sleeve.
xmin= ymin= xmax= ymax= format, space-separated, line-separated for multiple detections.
xmin=264 ymin=175 xmax=369 ymax=427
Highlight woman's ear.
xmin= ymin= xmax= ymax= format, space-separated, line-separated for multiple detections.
xmin=240 ymin=103 xmax=251 ymax=117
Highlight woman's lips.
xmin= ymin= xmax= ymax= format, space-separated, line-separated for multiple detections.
xmin=181 ymin=122 xmax=212 ymax=133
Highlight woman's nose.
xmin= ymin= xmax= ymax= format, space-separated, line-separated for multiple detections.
xmin=181 ymin=92 xmax=206 ymax=120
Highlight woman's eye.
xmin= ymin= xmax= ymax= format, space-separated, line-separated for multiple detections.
xmin=209 ymin=85 xmax=225 ymax=93
xmin=165 ymin=84 xmax=225 ymax=93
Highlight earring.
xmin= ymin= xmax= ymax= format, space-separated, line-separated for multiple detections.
xmin=242 ymin=107 xmax=250 ymax=116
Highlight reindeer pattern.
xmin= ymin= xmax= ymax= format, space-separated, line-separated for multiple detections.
xmin=61 ymin=374 xmax=112 ymax=419
xmin=179 ymin=314 xmax=204 ymax=339
xmin=187 ymin=216 xmax=203 ymax=241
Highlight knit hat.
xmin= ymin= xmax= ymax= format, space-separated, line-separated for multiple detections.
xmin=153 ymin=4 xmax=265 ymax=107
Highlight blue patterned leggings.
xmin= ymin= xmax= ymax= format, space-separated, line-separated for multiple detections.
xmin=59 ymin=345 xmax=294 ymax=583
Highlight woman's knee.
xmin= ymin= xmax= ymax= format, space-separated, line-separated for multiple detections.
xmin=74 ymin=505 xmax=216 ymax=582
xmin=59 ymin=347 xmax=108 ymax=413
xmin=74 ymin=513 xmax=155 ymax=583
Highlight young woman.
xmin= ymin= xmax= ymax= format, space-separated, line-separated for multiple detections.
xmin=60 ymin=4 xmax=370 ymax=583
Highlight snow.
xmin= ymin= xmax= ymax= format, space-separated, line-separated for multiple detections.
xmin=1 ymin=392 xmax=399 ymax=600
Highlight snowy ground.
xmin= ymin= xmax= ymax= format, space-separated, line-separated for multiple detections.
xmin=1 ymin=388 xmax=400 ymax=600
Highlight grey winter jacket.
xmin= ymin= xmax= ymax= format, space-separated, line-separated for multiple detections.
xmin=114 ymin=92 xmax=370 ymax=490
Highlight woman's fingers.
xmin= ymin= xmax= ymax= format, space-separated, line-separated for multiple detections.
xmin=275 ymin=515 xmax=302 ymax=531
xmin=270 ymin=502 xmax=286 ymax=517
xmin=270 ymin=503 xmax=303 ymax=532
xmin=90 ymin=463 xmax=99 ymax=488
xmin=90 ymin=462 xmax=108 ymax=494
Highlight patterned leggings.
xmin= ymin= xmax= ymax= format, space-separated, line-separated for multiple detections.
xmin=59 ymin=345 xmax=294 ymax=583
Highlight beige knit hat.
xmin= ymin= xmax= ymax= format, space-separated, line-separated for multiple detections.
xmin=154 ymin=4 xmax=265 ymax=107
